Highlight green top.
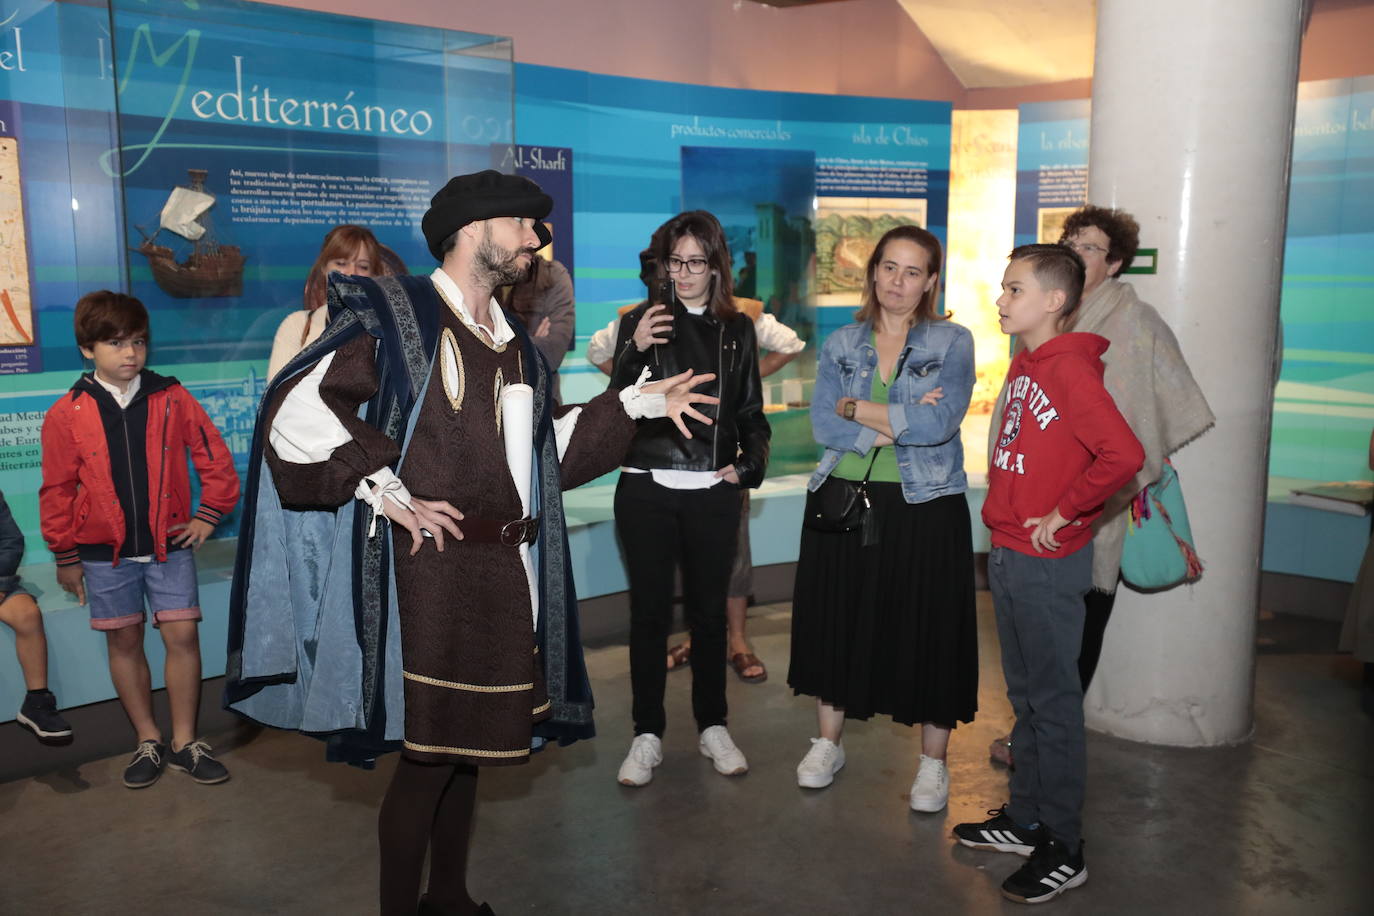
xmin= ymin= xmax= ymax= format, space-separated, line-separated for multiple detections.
xmin=833 ymin=336 xmax=902 ymax=483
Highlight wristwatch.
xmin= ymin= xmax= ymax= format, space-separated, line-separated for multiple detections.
xmin=842 ymin=400 xmax=857 ymax=420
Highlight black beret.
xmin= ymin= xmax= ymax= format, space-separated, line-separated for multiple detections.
xmin=420 ymin=170 xmax=554 ymax=261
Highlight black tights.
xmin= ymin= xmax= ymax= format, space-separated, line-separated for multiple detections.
xmin=1077 ymin=588 xmax=1117 ymax=691
xmin=378 ymin=757 xmax=480 ymax=916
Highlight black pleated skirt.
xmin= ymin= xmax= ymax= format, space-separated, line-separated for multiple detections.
xmin=787 ymin=483 xmax=978 ymax=727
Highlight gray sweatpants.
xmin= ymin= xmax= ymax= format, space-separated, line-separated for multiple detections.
xmin=988 ymin=544 xmax=1093 ymax=851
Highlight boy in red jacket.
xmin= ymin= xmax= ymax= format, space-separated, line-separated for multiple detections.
xmin=954 ymin=245 xmax=1143 ymax=903
xmin=40 ymin=291 xmax=240 ymax=788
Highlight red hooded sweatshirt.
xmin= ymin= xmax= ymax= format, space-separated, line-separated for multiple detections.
xmin=982 ymin=332 xmax=1144 ymax=557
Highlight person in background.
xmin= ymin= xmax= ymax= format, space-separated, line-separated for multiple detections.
xmin=610 ymin=211 xmax=771 ymax=787
xmin=497 ymin=252 xmax=575 ymax=402
xmin=589 ymin=246 xmax=803 ymax=683
xmin=788 ymin=226 xmax=977 ymax=814
xmin=1338 ymin=428 xmax=1374 ymax=718
xmin=985 ymin=205 xmax=1213 ymax=766
xmin=266 ymin=224 xmax=407 ymax=380
xmin=1 ymin=490 xmax=73 ymax=743
xmin=40 ymin=291 xmax=241 ymax=788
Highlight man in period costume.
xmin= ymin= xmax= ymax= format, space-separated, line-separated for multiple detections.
xmin=225 ymin=170 xmax=717 ymax=916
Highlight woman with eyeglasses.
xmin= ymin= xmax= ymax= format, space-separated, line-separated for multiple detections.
xmin=609 ymin=211 xmax=771 ymax=788
xmin=788 ymin=225 xmax=977 ymax=812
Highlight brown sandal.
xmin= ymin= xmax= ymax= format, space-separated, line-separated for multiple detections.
xmin=667 ymin=642 xmax=691 ymax=672
xmin=989 ymin=734 xmax=1013 ymax=767
xmin=730 ymin=652 xmax=768 ymax=684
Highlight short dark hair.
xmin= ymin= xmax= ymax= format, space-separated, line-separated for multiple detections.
xmin=1008 ymin=244 xmax=1086 ymax=325
xmin=73 ymin=291 xmax=149 ymax=349
xmin=440 ymin=230 xmax=460 ymax=258
xmin=1060 ymin=205 xmax=1140 ymax=273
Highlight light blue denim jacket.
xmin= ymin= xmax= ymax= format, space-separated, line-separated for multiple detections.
xmin=809 ymin=319 xmax=974 ymax=504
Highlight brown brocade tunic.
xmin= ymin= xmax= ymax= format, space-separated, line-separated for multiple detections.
xmin=265 ymin=283 xmax=636 ymax=767
xmin=392 ymin=306 xmax=543 ymax=764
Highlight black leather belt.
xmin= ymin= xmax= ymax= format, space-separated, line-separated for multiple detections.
xmin=460 ymin=516 xmax=539 ymax=547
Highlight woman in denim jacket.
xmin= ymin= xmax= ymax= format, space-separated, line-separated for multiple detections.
xmin=788 ymin=226 xmax=978 ymax=812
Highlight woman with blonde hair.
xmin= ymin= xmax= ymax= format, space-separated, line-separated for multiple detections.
xmin=788 ymin=225 xmax=978 ymax=812
xmin=266 ymin=225 xmax=406 ymax=379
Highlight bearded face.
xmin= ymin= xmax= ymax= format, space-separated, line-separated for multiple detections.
xmin=475 ymin=222 xmax=534 ymax=288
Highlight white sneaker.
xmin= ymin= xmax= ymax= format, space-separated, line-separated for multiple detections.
xmin=617 ymin=734 xmax=663 ymax=787
xmin=909 ymin=754 xmax=949 ymax=812
xmin=697 ymin=725 xmax=748 ymax=776
xmin=796 ymin=737 xmax=845 ymax=789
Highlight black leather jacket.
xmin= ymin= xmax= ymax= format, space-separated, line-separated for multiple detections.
xmin=611 ymin=302 xmax=771 ymax=488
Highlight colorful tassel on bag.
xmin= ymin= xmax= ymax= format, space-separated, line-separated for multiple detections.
xmin=1121 ymin=459 xmax=1204 ymax=590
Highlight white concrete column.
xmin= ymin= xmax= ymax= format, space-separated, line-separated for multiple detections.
xmin=1083 ymin=0 xmax=1306 ymax=745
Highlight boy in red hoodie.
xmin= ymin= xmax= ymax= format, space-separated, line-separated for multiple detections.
xmin=40 ymin=292 xmax=240 ymax=788
xmin=954 ymin=245 xmax=1143 ymax=903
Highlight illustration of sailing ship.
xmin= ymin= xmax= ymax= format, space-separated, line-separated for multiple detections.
xmin=136 ymin=169 xmax=245 ymax=298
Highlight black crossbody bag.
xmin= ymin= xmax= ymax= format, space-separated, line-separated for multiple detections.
xmin=802 ymin=447 xmax=882 ymax=547
xmin=802 ymin=349 xmax=909 ymax=548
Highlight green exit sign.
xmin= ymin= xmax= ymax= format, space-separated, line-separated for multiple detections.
xmin=1124 ymin=248 xmax=1158 ymax=274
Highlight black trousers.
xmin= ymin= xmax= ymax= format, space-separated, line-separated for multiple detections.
xmin=1078 ymin=587 xmax=1118 ymax=691
xmin=615 ymin=473 xmax=740 ymax=737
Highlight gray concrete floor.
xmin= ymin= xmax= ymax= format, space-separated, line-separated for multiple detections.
xmin=2 ymin=596 xmax=1371 ymax=915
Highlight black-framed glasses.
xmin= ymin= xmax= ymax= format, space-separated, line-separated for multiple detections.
xmin=665 ymin=256 xmax=710 ymax=275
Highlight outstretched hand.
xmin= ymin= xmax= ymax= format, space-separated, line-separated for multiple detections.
xmin=641 ymin=369 xmax=720 ymax=439
xmin=382 ymin=497 xmax=465 ymax=555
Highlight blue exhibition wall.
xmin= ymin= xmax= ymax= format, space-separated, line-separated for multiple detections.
xmin=1012 ymin=98 xmax=1090 ymax=250
xmin=0 ymin=3 xmax=957 ymax=715
xmin=1015 ymin=88 xmax=1374 ymax=487
xmin=512 ymin=63 xmax=952 ymax=361
xmin=1277 ymin=77 xmax=1374 ymax=485
xmin=0 ymin=0 xmax=519 ymax=715
xmin=511 ymin=64 xmax=951 ymax=477
xmin=0 ymin=0 xmax=513 ymax=556
xmin=1014 ymin=88 xmax=1374 ymax=585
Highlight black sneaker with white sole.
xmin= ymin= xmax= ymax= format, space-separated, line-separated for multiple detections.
xmin=1001 ymin=837 xmax=1087 ymax=904
xmin=167 ymin=739 xmax=230 ymax=785
xmin=16 ymin=689 xmax=73 ymax=742
xmin=123 ymin=740 xmax=167 ymax=789
xmin=953 ymin=805 xmax=1046 ymax=856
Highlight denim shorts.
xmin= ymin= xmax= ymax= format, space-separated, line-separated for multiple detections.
xmin=84 ymin=549 xmax=201 ymax=631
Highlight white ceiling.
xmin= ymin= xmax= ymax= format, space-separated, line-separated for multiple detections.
xmin=896 ymin=0 xmax=1097 ymax=88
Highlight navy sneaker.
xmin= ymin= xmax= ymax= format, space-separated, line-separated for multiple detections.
xmin=123 ymin=740 xmax=166 ymax=789
xmin=167 ymin=739 xmax=230 ymax=785
xmin=953 ymin=805 xmax=1046 ymax=856
xmin=16 ymin=689 xmax=73 ymax=741
xmin=1001 ymin=837 xmax=1087 ymax=904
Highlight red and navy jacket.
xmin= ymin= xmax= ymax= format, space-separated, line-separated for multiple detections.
xmin=39 ymin=370 xmax=241 ymax=566
xmin=983 ymin=333 xmax=1144 ymax=557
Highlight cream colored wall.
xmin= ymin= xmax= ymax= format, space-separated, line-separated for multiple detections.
xmin=263 ymin=0 xmax=1372 ymax=106
xmin=258 ymin=0 xmax=965 ymax=101
xmin=946 ymin=109 xmax=1018 ymax=476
